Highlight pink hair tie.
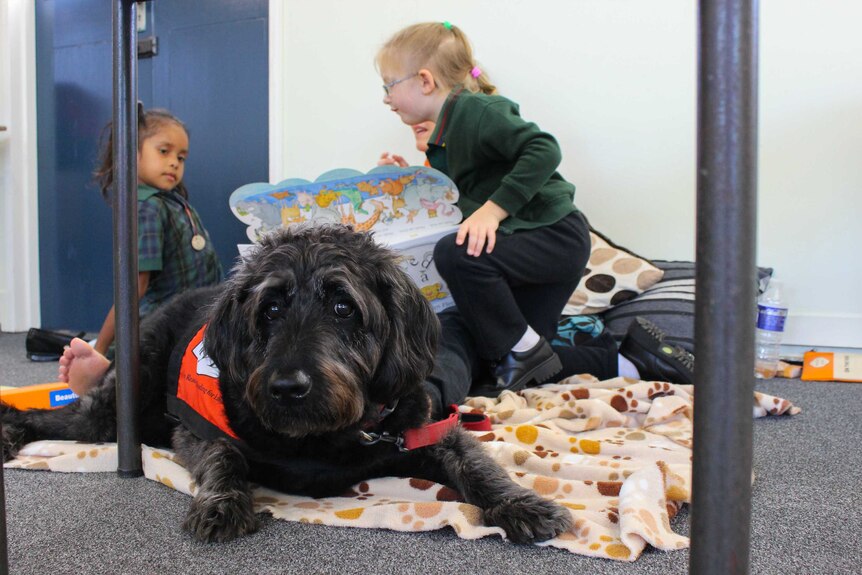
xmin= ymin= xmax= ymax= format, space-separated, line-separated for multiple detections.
xmin=470 ymin=66 xmax=482 ymax=78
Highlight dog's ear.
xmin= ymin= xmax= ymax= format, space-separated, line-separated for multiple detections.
xmin=372 ymin=259 xmax=440 ymax=397
xmin=204 ymin=270 xmax=256 ymax=383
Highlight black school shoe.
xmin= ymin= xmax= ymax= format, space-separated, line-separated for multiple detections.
xmin=25 ymin=328 xmax=86 ymax=362
xmin=619 ymin=317 xmax=695 ymax=385
xmin=472 ymin=337 xmax=562 ymax=397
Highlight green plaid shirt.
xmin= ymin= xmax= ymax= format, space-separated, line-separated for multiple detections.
xmin=137 ymin=184 xmax=223 ymax=316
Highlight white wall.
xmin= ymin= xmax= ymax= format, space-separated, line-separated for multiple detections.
xmin=758 ymin=1 xmax=862 ymax=347
xmin=1 ymin=0 xmax=858 ymax=346
xmin=272 ymin=0 xmax=862 ymax=348
xmin=0 ymin=0 xmax=40 ymax=332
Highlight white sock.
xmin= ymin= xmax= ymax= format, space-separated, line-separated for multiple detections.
xmin=511 ymin=326 xmax=541 ymax=353
xmin=618 ymin=354 xmax=641 ymax=379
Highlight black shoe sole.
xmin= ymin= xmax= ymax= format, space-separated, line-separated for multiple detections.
xmin=619 ymin=323 xmax=694 ymax=385
xmin=624 ymin=317 xmax=666 ymax=350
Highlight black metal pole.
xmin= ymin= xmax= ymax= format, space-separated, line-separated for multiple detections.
xmin=112 ymin=0 xmax=142 ymax=477
xmin=691 ymin=1 xmax=759 ymax=574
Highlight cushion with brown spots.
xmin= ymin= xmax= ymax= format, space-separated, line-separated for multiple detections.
xmin=564 ymin=229 xmax=665 ymax=316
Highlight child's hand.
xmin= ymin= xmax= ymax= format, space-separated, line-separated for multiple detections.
xmin=378 ymin=152 xmax=408 ymax=167
xmin=456 ymin=201 xmax=508 ymax=256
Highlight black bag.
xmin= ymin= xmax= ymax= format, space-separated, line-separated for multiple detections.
xmin=25 ymin=328 xmax=86 ymax=362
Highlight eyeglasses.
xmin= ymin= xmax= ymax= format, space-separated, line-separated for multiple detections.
xmin=382 ymin=73 xmax=417 ymax=96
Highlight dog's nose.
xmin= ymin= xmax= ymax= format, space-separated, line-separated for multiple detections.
xmin=269 ymin=372 xmax=312 ymax=403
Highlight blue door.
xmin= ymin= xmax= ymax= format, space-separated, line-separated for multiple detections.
xmin=35 ymin=0 xmax=268 ymax=331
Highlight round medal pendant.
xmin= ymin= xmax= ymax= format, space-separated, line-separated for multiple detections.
xmin=191 ymin=234 xmax=206 ymax=251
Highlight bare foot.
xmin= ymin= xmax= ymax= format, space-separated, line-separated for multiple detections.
xmin=58 ymin=338 xmax=110 ymax=396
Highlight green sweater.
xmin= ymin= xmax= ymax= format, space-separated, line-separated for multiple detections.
xmin=426 ymin=87 xmax=577 ymax=233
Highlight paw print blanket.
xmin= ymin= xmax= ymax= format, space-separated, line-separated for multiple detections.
xmin=5 ymin=375 xmax=800 ymax=561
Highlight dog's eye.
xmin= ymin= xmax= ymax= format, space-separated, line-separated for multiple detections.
xmin=264 ymin=301 xmax=283 ymax=321
xmin=333 ymin=301 xmax=355 ymax=319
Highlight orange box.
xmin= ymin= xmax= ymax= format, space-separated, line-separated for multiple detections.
xmin=801 ymin=351 xmax=862 ymax=383
xmin=0 ymin=382 xmax=80 ymax=410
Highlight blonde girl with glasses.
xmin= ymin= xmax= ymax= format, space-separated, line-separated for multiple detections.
xmin=375 ymin=21 xmax=593 ymax=404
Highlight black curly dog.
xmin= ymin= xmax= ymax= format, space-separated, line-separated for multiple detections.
xmin=1 ymin=225 xmax=571 ymax=544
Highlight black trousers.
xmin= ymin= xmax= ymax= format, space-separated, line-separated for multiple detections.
xmin=433 ymin=211 xmax=592 ymax=359
xmin=423 ymin=211 xmax=619 ymax=418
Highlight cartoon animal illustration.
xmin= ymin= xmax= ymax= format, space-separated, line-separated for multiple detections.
xmin=356 ymin=180 xmax=381 ymax=197
xmin=405 ymin=171 xmax=460 ymax=218
xmin=379 ymin=174 xmax=416 ymax=218
xmin=421 ymin=283 xmax=448 ymax=302
xmin=295 ymin=191 xmax=314 ymax=210
xmin=315 ymin=187 xmax=339 ymax=208
xmin=351 ymin=200 xmax=386 ymax=233
xmin=420 ymin=198 xmax=457 ymax=218
xmin=339 ymin=187 xmax=368 ymax=215
xmin=235 ymin=199 xmax=281 ymax=228
xmin=280 ymin=204 xmax=304 ymax=226
xmin=339 ymin=205 xmax=356 ymax=227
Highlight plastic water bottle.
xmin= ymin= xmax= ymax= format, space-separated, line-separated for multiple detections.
xmin=754 ymin=279 xmax=788 ymax=379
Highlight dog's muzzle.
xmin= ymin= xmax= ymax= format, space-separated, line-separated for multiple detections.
xmin=269 ymin=371 xmax=312 ymax=404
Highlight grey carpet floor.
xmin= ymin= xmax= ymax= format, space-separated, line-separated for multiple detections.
xmin=1 ymin=331 xmax=860 ymax=574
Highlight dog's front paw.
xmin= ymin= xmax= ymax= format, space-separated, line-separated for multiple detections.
xmin=183 ymin=491 xmax=260 ymax=543
xmin=484 ymin=491 xmax=573 ymax=544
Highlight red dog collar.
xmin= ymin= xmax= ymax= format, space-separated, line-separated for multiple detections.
xmin=359 ymin=405 xmax=491 ymax=451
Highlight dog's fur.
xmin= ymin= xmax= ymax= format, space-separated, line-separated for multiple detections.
xmin=1 ymin=225 xmax=571 ymax=544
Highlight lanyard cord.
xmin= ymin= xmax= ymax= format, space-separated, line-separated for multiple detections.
xmin=155 ymin=190 xmax=207 ymax=251
xmin=156 ymin=190 xmax=200 ymax=237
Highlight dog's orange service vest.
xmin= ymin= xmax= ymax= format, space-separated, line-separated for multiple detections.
xmin=166 ymin=324 xmax=239 ymax=442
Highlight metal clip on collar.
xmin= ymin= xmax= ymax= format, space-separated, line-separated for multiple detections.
xmin=358 ymin=430 xmax=407 ymax=452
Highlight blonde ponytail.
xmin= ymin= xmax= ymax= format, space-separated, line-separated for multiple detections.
xmin=377 ymin=22 xmax=497 ymax=95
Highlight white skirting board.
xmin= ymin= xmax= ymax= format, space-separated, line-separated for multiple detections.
xmin=782 ymin=313 xmax=862 ymax=349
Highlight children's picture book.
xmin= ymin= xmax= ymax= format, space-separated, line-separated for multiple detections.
xmin=229 ymin=166 xmax=462 ymax=312
xmin=0 ymin=383 xmax=79 ymax=410
xmin=801 ymin=351 xmax=862 ymax=383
